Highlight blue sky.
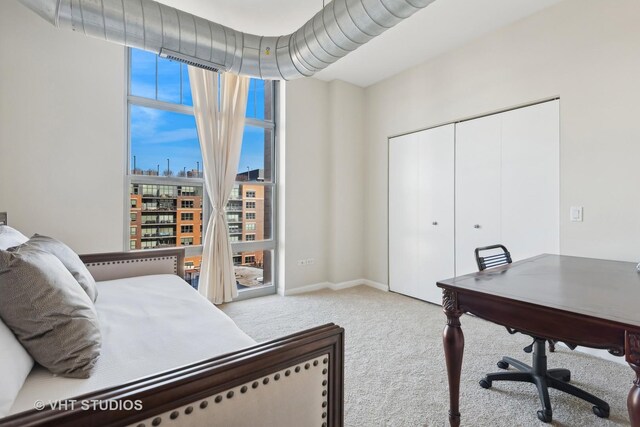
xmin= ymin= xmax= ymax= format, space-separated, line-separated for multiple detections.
xmin=130 ymin=49 xmax=268 ymax=175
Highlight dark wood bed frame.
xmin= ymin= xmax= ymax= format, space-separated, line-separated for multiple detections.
xmin=0 ymin=249 xmax=344 ymax=427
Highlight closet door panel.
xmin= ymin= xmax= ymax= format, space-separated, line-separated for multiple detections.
xmin=389 ymin=133 xmax=420 ymax=298
xmin=501 ymin=100 xmax=560 ymax=260
xmin=455 ymin=115 xmax=502 ymax=276
xmin=417 ymin=124 xmax=455 ymax=304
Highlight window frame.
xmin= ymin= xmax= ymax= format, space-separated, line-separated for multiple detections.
xmin=124 ymin=48 xmax=279 ymax=299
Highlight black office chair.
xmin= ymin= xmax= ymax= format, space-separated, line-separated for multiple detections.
xmin=475 ymin=244 xmax=610 ymax=423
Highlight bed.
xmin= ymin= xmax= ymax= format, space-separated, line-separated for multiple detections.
xmin=0 ymin=247 xmax=344 ymax=427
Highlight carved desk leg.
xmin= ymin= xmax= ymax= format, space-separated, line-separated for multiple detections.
xmin=443 ymin=289 xmax=464 ymax=427
xmin=627 ymin=332 xmax=640 ymax=427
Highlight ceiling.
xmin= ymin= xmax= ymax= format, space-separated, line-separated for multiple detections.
xmin=156 ymin=0 xmax=564 ymax=87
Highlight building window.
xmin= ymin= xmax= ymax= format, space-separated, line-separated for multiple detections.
xmin=230 ymin=235 xmax=240 ymax=243
xmin=181 ymin=237 xmax=193 ymax=246
xmin=246 ymin=234 xmax=256 ymax=241
xmin=246 ymin=223 xmax=256 ymax=231
xmin=244 ymin=255 xmax=256 ymax=264
xmin=180 ymin=186 xmax=196 ymax=196
xmin=181 ymin=225 xmax=194 ymax=234
xmin=130 ymin=240 xmax=136 ymax=250
xmin=245 ymin=201 xmax=256 ymax=209
xmin=130 ymin=212 xmax=137 ymax=221
xmin=127 ymin=47 xmax=277 ymax=294
xmin=246 ymin=212 xmax=256 ymax=220
xmin=130 ymin=226 xmax=136 ymax=236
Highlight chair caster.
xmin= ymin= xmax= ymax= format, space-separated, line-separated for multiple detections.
xmin=593 ymin=406 xmax=609 ymax=418
xmin=497 ymin=360 xmax=509 ymax=369
xmin=479 ymin=379 xmax=492 ymax=389
xmin=537 ymin=409 xmax=552 ymax=423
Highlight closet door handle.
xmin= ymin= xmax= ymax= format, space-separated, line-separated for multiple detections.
xmin=474 ymin=224 xmax=481 ymax=229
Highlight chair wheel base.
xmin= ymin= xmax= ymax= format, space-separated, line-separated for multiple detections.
xmin=561 ymin=374 xmax=571 ymax=382
xmin=479 ymin=379 xmax=491 ymax=389
xmin=593 ymin=406 xmax=609 ymax=418
xmin=497 ymin=360 xmax=509 ymax=369
xmin=537 ymin=409 xmax=552 ymax=423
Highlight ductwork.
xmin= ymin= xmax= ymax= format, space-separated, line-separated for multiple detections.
xmin=17 ymin=0 xmax=435 ymax=80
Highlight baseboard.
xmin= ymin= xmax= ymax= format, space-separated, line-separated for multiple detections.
xmin=361 ymin=279 xmax=389 ymax=292
xmin=283 ymin=282 xmax=332 ymax=296
xmin=282 ymin=279 xmax=389 ymax=296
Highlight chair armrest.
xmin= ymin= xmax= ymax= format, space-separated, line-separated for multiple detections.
xmin=79 ymin=248 xmax=185 ymax=282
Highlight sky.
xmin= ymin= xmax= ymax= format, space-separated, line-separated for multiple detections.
xmin=129 ymin=49 xmax=268 ymax=176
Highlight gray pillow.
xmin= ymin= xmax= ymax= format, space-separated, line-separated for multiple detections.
xmin=26 ymin=234 xmax=98 ymax=302
xmin=0 ymin=247 xmax=101 ymax=378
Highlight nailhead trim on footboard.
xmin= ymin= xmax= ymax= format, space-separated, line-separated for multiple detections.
xmin=129 ymin=355 xmax=330 ymax=427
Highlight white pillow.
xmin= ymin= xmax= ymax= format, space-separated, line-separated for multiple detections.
xmin=0 ymin=226 xmax=28 ymax=251
xmin=0 ymin=318 xmax=34 ymax=417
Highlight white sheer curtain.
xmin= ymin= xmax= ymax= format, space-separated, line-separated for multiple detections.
xmin=189 ymin=67 xmax=249 ymax=304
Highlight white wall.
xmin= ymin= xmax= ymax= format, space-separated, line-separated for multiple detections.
xmin=0 ymin=0 xmax=126 ymax=254
xmin=283 ymin=78 xmax=331 ymax=289
xmin=327 ymin=81 xmax=365 ymax=284
xmin=364 ymin=0 xmax=640 ymax=285
xmin=282 ymin=79 xmax=367 ymax=292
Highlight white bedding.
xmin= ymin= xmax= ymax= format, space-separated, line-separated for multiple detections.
xmin=9 ymin=274 xmax=256 ymax=415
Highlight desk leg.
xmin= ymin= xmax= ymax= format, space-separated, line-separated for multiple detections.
xmin=443 ymin=289 xmax=464 ymax=427
xmin=629 ymin=362 xmax=640 ymax=426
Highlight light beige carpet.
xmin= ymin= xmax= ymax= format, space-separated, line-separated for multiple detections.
xmin=221 ymin=286 xmax=632 ymax=427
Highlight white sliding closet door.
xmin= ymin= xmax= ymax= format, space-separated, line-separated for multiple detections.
xmin=455 ymin=115 xmax=502 ymax=276
xmin=455 ymin=100 xmax=560 ymax=275
xmin=389 ymin=125 xmax=455 ymax=304
xmin=500 ymin=100 xmax=560 ymax=259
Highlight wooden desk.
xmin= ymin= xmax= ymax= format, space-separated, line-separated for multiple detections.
xmin=436 ymin=254 xmax=640 ymax=426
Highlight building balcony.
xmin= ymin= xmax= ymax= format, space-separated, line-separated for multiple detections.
xmin=141 ymin=234 xmax=176 ymax=239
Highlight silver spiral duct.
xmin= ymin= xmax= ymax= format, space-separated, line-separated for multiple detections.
xmin=17 ymin=0 xmax=435 ymax=80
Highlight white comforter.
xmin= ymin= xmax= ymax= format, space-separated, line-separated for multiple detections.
xmin=10 ymin=274 xmax=256 ymax=415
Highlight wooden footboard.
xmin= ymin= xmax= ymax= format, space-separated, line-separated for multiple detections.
xmin=1 ymin=324 xmax=344 ymax=427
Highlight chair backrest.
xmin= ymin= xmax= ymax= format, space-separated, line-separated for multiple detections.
xmin=475 ymin=244 xmax=512 ymax=271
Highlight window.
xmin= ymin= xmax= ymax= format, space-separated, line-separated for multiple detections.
xmin=246 ymin=201 xmax=256 ymax=209
xmin=244 ymin=255 xmax=256 ymax=264
xmin=130 ymin=240 xmax=136 ymax=250
xmin=246 ymin=223 xmax=256 ymax=231
xmin=180 ymin=186 xmax=196 ymax=196
xmin=130 ymin=212 xmax=137 ymax=221
xmin=230 ymin=186 xmax=241 ymax=200
xmin=246 ymin=212 xmax=256 ymax=220
xmin=230 ymin=235 xmax=240 ymax=243
xmin=246 ymin=234 xmax=256 ymax=241
xmin=127 ymin=47 xmax=277 ymax=294
xmin=130 ymin=226 xmax=137 ymax=236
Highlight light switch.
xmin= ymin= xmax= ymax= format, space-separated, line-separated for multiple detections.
xmin=570 ymin=206 xmax=583 ymax=222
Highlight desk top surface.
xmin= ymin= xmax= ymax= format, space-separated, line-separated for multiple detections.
xmin=437 ymin=254 xmax=640 ymax=328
